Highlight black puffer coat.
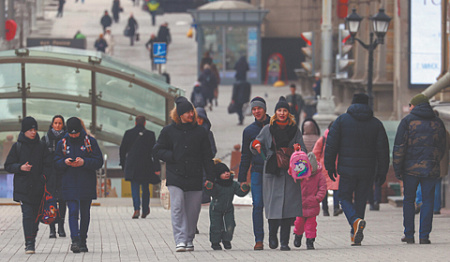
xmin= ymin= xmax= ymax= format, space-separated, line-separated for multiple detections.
xmin=324 ymin=103 xmax=390 ymax=180
xmin=120 ymin=124 xmax=161 ymax=184
xmin=5 ymin=133 xmax=52 ymax=204
xmin=153 ymin=116 xmax=214 ymax=192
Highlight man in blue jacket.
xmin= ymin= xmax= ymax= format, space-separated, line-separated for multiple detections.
xmin=324 ymin=93 xmax=389 ymax=246
xmin=54 ymin=117 xmax=103 ymax=253
xmin=238 ymin=96 xmax=270 ymax=250
xmin=393 ymin=94 xmax=446 ymax=245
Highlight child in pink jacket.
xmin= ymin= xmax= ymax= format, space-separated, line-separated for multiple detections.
xmin=293 ymin=152 xmax=327 ymax=250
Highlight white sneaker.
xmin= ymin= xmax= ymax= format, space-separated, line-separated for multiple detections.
xmin=176 ymin=243 xmax=186 ymax=252
xmin=186 ymin=242 xmax=194 ymax=251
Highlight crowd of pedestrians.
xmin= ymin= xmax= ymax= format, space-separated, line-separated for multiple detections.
xmin=3 ymin=89 xmax=448 ymax=254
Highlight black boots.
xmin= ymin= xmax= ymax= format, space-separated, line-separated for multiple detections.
xmin=58 ymin=221 xmax=66 ymax=237
xmin=80 ymin=237 xmax=88 ymax=252
xmin=279 ymin=219 xmax=291 ymax=251
xmin=294 ymin=234 xmax=302 ymax=248
xmin=323 ymin=209 xmax=330 ymax=216
xmin=71 ymin=237 xmax=81 ymax=253
xmin=306 ymin=238 xmax=315 ymax=250
xmin=49 ymin=223 xmax=57 ymax=238
xmin=268 ymin=219 xmax=279 ymax=249
xmin=25 ymin=239 xmax=35 ymax=254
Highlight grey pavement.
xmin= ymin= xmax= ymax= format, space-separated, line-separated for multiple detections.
xmin=1 ymin=200 xmax=450 ymax=261
xmin=1 ymin=0 xmax=449 ymax=261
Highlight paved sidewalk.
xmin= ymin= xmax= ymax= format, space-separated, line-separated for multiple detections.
xmin=1 ymin=201 xmax=450 ymax=261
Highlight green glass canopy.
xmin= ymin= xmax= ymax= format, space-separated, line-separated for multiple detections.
xmin=0 ymin=46 xmax=183 ymax=145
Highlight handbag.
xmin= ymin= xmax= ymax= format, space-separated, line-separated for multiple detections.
xmin=160 ymin=179 xmax=170 ymax=210
xmin=272 ymin=137 xmax=294 ymax=170
xmin=227 ymin=102 xmax=238 ymax=114
xmin=123 ymin=27 xmax=130 ymax=37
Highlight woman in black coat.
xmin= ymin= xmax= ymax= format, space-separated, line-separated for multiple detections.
xmin=153 ymin=97 xmax=214 ymax=252
xmin=4 ymin=117 xmax=52 ymax=254
xmin=127 ymin=14 xmax=138 ymax=46
xmin=42 ymin=115 xmax=67 ymax=239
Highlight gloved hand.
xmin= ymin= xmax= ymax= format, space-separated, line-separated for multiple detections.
xmin=204 ymin=180 xmax=214 ymax=190
xmin=241 ymin=183 xmax=250 ymax=192
xmin=328 ymin=169 xmax=337 ymax=182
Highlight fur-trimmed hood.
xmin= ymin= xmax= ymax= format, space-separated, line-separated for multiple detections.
xmin=170 ymin=107 xmax=198 ymax=125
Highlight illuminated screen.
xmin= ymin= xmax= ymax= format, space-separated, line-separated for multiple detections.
xmin=409 ymin=0 xmax=441 ymax=88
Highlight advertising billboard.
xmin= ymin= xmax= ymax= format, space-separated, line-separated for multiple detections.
xmin=409 ymin=0 xmax=442 ymax=88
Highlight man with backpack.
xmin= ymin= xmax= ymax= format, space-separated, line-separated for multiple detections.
xmin=5 ymin=117 xmax=53 ymax=254
xmin=120 ymin=116 xmax=161 ymax=219
xmin=54 ymin=117 xmax=103 ymax=253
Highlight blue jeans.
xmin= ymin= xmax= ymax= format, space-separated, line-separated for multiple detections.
xmin=131 ymin=181 xmax=150 ymax=214
xmin=339 ymin=176 xmax=373 ymax=234
xmin=415 ymin=178 xmax=441 ymax=212
xmin=251 ymin=172 xmax=264 ymax=242
xmin=403 ymin=175 xmax=436 ymax=239
xmin=67 ymin=200 xmax=92 ymax=239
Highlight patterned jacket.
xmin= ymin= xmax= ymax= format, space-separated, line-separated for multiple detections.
xmin=393 ymin=103 xmax=446 ymax=179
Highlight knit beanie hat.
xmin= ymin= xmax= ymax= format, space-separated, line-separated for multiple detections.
xmin=176 ymin=96 xmax=194 ymax=116
xmin=274 ymin=96 xmax=290 ymax=112
xmin=21 ymin=116 xmax=38 ymax=132
xmin=66 ymin=117 xmax=82 ymax=134
xmin=250 ymin=96 xmax=266 ymax=111
xmin=351 ymin=93 xmax=369 ymax=105
xmin=410 ymin=94 xmax=429 ymax=106
xmin=214 ymin=162 xmax=230 ymax=179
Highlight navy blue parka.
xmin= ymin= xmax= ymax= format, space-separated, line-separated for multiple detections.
xmin=54 ymin=130 xmax=103 ymax=200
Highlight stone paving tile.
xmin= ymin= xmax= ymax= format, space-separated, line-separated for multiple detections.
xmin=1 ymin=202 xmax=450 ymax=261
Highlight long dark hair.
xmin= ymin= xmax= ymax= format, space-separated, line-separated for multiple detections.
xmin=50 ymin=115 xmax=66 ymax=130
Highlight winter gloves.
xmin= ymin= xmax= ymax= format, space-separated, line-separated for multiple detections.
xmin=328 ymin=169 xmax=337 ymax=182
xmin=240 ymin=183 xmax=250 ymax=192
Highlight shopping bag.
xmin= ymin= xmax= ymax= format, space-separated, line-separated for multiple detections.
xmin=160 ymin=179 xmax=170 ymax=210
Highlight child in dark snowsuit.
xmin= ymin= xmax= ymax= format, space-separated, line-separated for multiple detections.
xmin=205 ymin=161 xmax=250 ymax=250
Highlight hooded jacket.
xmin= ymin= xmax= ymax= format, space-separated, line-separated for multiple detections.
xmin=54 ymin=130 xmax=104 ymax=200
xmin=301 ymin=118 xmax=320 ymax=152
xmin=153 ymin=110 xmax=214 ymax=191
xmin=5 ymin=132 xmax=52 ymax=204
xmin=324 ymin=103 xmax=390 ymax=180
xmin=299 ymin=164 xmax=327 ymax=217
xmin=393 ymin=103 xmax=446 ymax=179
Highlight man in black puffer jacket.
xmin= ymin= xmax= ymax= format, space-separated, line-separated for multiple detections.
xmin=393 ymin=94 xmax=446 ymax=245
xmin=153 ymin=96 xmax=214 ymax=252
xmin=324 ymin=93 xmax=389 ymax=246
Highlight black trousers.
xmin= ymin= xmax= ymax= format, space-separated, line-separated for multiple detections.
xmin=21 ymin=202 xmax=40 ymax=241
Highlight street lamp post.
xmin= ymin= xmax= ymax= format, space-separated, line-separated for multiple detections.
xmin=345 ymin=8 xmax=391 ymax=110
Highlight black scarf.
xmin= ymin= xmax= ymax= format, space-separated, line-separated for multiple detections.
xmin=269 ymin=122 xmax=298 ymax=149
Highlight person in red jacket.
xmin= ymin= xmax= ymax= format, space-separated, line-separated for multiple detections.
xmin=293 ymin=153 xmax=327 ymax=250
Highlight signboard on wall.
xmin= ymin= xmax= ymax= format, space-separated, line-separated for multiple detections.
xmin=409 ymin=0 xmax=441 ymax=88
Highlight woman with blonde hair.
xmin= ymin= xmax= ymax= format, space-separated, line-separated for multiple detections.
xmin=153 ymin=96 xmax=214 ymax=252
xmin=251 ymin=96 xmax=306 ymax=251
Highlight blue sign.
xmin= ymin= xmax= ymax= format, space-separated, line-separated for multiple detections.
xmin=153 ymin=42 xmax=167 ymax=64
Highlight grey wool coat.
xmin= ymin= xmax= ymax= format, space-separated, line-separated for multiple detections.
xmin=250 ymin=124 xmax=306 ymax=219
